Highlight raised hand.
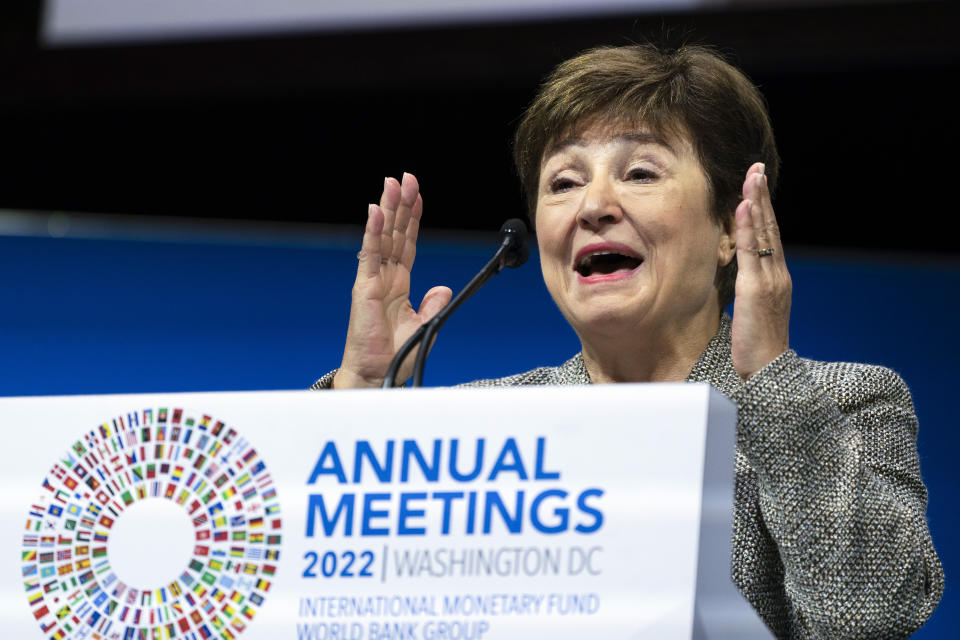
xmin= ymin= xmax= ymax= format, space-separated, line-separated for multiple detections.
xmin=731 ymin=162 xmax=792 ymax=380
xmin=333 ymin=173 xmax=452 ymax=388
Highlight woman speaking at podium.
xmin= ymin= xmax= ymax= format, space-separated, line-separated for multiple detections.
xmin=312 ymin=44 xmax=943 ymax=638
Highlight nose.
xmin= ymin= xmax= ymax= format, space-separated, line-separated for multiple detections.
xmin=576 ymin=174 xmax=623 ymax=229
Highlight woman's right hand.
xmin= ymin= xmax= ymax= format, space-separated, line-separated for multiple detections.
xmin=333 ymin=173 xmax=453 ymax=389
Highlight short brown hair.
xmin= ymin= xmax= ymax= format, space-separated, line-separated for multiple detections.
xmin=513 ymin=43 xmax=780 ymax=307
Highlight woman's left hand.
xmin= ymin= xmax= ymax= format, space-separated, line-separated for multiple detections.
xmin=731 ymin=162 xmax=792 ymax=380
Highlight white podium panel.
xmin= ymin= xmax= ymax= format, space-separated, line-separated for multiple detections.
xmin=0 ymin=385 xmax=771 ymax=640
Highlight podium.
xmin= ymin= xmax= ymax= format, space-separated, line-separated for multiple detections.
xmin=1 ymin=385 xmax=772 ymax=639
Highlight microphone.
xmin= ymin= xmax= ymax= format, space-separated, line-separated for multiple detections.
xmin=381 ymin=219 xmax=529 ymax=388
xmin=498 ymin=218 xmax=530 ymax=269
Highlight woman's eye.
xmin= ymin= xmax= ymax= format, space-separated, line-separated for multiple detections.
xmin=549 ymin=177 xmax=577 ymax=193
xmin=627 ymin=168 xmax=657 ymax=182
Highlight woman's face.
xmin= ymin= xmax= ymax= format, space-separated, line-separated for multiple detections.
xmin=535 ymin=120 xmax=735 ymax=341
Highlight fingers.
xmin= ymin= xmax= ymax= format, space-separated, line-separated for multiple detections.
xmin=392 ymin=173 xmax=420 ymax=266
xmin=379 ymin=177 xmax=401 ymax=264
xmin=357 ymin=203 xmax=384 ymax=280
xmin=737 ymin=163 xmax=784 ymax=267
xmin=735 ymin=198 xmax=761 ymax=276
xmin=417 ymin=286 xmax=453 ymax=322
xmin=377 ymin=173 xmax=422 ymax=268
xmin=399 ymin=193 xmax=423 ymax=271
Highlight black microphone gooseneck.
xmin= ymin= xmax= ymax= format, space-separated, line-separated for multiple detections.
xmin=381 ymin=219 xmax=529 ymax=389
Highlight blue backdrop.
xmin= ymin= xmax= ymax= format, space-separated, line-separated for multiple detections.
xmin=1 ymin=229 xmax=956 ymax=637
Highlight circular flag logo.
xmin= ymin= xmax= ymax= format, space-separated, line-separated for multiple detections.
xmin=20 ymin=407 xmax=282 ymax=640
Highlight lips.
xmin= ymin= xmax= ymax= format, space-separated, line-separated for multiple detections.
xmin=574 ymin=243 xmax=644 ymax=280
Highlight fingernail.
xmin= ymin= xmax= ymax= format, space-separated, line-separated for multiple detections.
xmin=384 ymin=177 xmax=390 ymax=189
xmin=401 ymin=172 xmax=411 ymax=185
xmin=756 ymin=174 xmax=764 ymax=188
xmin=758 ymin=162 xmax=766 ymax=175
xmin=368 ymin=203 xmax=375 ymax=216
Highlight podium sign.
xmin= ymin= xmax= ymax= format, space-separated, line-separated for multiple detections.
xmin=0 ymin=384 xmax=771 ymax=639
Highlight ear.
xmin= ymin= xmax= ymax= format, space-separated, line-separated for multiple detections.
xmin=717 ymin=211 xmax=737 ymax=267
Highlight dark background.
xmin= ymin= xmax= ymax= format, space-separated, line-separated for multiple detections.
xmin=1 ymin=1 xmax=958 ymax=251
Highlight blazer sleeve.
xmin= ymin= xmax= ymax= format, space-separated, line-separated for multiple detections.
xmin=310 ymin=370 xmax=338 ymax=390
xmin=735 ymin=350 xmax=944 ymax=638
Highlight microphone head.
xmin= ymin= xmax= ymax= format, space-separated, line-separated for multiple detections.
xmin=499 ymin=218 xmax=529 ymax=268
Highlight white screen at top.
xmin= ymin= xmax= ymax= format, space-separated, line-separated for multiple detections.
xmin=43 ymin=0 xmax=715 ymax=46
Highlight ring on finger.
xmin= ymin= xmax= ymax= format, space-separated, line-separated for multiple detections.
xmin=757 ymin=248 xmax=775 ymax=257
xmin=356 ymin=251 xmax=391 ymax=265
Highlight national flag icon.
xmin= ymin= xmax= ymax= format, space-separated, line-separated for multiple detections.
xmin=93 ymin=532 xmax=108 ymax=543
xmin=230 ymin=547 xmax=243 ymax=558
xmin=242 ymin=564 xmax=257 ymax=576
xmin=261 ymin=565 xmax=276 ymax=577
xmin=249 ymin=533 xmax=263 ymax=544
xmin=213 ymin=531 xmax=228 ymax=542
xmin=40 ymin=536 xmax=55 ymax=547
xmin=23 ymin=550 xmax=37 ymax=562
xmin=229 ymin=591 xmax=244 ymax=604
xmin=32 ymin=604 xmax=50 ymax=620
xmin=47 ymin=504 xmax=63 ymax=518
xmin=241 ymin=605 xmax=255 ymax=619
xmin=23 ymin=535 xmax=38 ymax=547
xmin=28 ymin=591 xmax=44 ymax=606
xmin=266 ymin=534 xmax=280 ymax=545
xmin=264 ymin=550 xmax=279 ymax=560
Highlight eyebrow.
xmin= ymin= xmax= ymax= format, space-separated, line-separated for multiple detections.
xmin=544 ymin=132 xmax=676 ymax=159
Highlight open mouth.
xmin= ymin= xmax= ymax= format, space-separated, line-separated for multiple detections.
xmin=575 ymin=251 xmax=643 ymax=278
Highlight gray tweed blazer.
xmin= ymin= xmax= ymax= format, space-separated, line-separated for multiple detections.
xmin=312 ymin=316 xmax=943 ymax=639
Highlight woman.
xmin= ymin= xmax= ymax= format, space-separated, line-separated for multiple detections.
xmin=313 ymin=44 xmax=943 ymax=638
